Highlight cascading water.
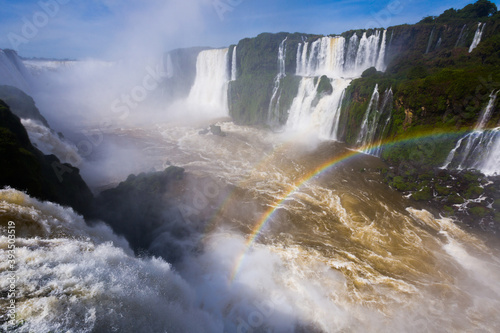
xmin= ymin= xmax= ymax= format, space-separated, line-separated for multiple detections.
xmin=455 ymin=24 xmax=467 ymax=47
xmin=6 ymin=120 xmax=500 ymax=332
xmin=295 ymin=30 xmax=387 ymax=78
xmin=268 ymin=38 xmax=287 ymax=126
xmin=425 ymin=27 xmax=435 ymax=54
xmin=356 ymin=86 xmax=393 ymax=156
xmin=372 ymin=87 xmax=394 ymax=156
xmin=296 ymin=37 xmax=346 ymax=77
xmin=435 ymin=37 xmax=442 ymax=50
xmin=344 ymin=33 xmax=360 ymax=74
xmin=286 ymin=77 xmax=351 ymax=140
xmin=469 ymin=23 xmax=486 ymax=53
xmin=357 ymin=84 xmax=380 ymax=147
xmin=188 ymin=48 xmax=230 ymax=116
xmin=354 ymin=30 xmax=386 ymax=75
xmin=375 ymin=30 xmax=387 ymax=71
xmin=231 ymin=46 xmax=237 ymax=81
xmin=288 ymin=30 xmax=387 ymax=139
xmin=480 ymin=128 xmax=500 ymax=175
xmin=442 ymin=91 xmax=499 ymax=175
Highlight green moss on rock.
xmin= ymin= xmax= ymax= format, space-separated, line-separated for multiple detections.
xmin=411 ymin=187 xmax=433 ymax=201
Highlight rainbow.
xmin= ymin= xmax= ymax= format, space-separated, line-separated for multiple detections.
xmin=228 ymin=127 xmax=482 ymax=282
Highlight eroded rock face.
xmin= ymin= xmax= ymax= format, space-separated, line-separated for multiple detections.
xmin=0 ymin=100 xmax=93 ymax=216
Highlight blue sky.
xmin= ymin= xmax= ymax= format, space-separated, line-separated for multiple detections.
xmin=0 ymin=0 xmax=498 ymax=59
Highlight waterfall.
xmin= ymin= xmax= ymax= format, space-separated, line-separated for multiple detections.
xmin=356 ymin=86 xmax=393 ymax=156
xmin=426 ymin=27 xmax=435 ymax=54
xmin=354 ymin=30 xmax=385 ymax=75
xmin=455 ymin=24 xmax=467 ymax=47
xmin=475 ymin=90 xmax=497 ymax=130
xmin=469 ymin=23 xmax=485 ymax=53
xmin=375 ymin=30 xmax=387 ymax=72
xmin=295 ymin=30 xmax=387 ymax=78
xmin=289 ymin=29 xmax=387 ymax=140
xmin=286 ymin=77 xmax=351 ymax=140
xmin=480 ymin=129 xmax=500 ymax=175
xmin=357 ymin=85 xmax=380 ymax=146
xmin=372 ymin=88 xmax=393 ymax=156
xmin=268 ymin=37 xmax=287 ymax=126
xmin=296 ymin=37 xmax=346 ymax=77
xmin=435 ymin=37 xmax=442 ymax=50
xmin=188 ymin=48 xmax=229 ymax=116
xmin=442 ymin=91 xmax=499 ymax=175
xmin=231 ymin=46 xmax=237 ymax=81
xmin=344 ymin=34 xmax=360 ymax=74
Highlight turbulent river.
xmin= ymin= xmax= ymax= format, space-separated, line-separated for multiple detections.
xmin=2 ymin=120 xmax=500 ymax=332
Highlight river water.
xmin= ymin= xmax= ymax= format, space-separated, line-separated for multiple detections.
xmin=1 ymin=120 xmax=500 ymax=332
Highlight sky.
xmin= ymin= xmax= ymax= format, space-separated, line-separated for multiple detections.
xmin=0 ymin=0 xmax=499 ymax=59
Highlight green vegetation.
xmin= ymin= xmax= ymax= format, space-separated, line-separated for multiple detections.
xmin=229 ymin=32 xmax=313 ymax=125
xmin=419 ymin=0 xmax=497 ymax=23
xmin=316 ymin=75 xmax=333 ymax=95
xmin=226 ymin=1 xmax=500 ymax=230
xmin=411 ymin=187 xmax=432 ymax=201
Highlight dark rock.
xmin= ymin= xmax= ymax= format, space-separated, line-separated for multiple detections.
xmin=0 ymin=85 xmax=50 ymax=127
xmin=210 ymin=125 xmax=226 ymax=137
xmin=0 ymin=100 xmax=93 ymax=216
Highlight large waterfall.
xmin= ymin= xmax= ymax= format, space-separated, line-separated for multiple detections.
xmin=443 ymin=91 xmax=499 ymax=175
xmin=188 ymin=48 xmax=230 ymax=117
xmin=296 ymin=37 xmax=346 ymax=77
xmin=268 ymin=37 xmax=287 ymax=126
xmin=296 ymin=30 xmax=387 ymax=78
xmin=287 ymin=30 xmax=387 ymax=140
xmin=469 ymin=23 xmax=486 ymax=53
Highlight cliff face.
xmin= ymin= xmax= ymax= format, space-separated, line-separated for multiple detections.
xmin=0 ymin=49 xmax=32 ymax=93
xmin=0 ymin=85 xmax=50 ymax=127
xmin=220 ymin=2 xmax=500 ymax=167
xmin=227 ymin=11 xmax=499 ymax=137
xmin=338 ymin=12 xmax=500 ymax=161
xmin=0 ymin=100 xmax=93 ymax=216
xmin=229 ymin=33 xmax=305 ymax=125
